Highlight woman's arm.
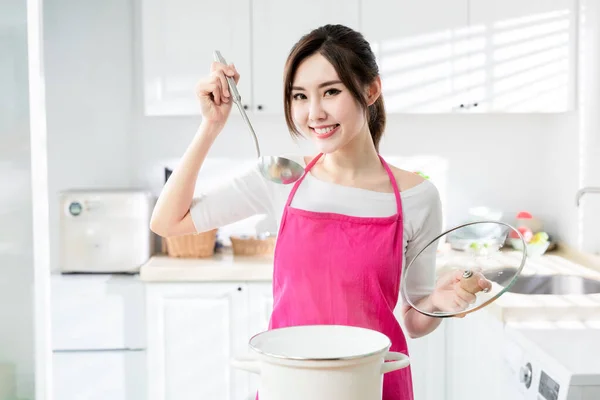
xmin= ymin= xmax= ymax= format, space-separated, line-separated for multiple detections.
xmin=150 ymin=61 xmax=240 ymax=237
xmin=150 ymin=122 xmax=222 ymax=237
xmin=400 ymin=182 xmax=444 ymax=339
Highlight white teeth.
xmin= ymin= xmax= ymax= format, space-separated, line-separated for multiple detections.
xmin=314 ymin=125 xmax=337 ymax=135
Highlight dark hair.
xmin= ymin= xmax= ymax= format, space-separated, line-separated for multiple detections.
xmin=283 ymin=24 xmax=386 ymax=151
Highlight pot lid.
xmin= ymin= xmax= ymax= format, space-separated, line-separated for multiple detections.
xmin=249 ymin=325 xmax=391 ymax=361
xmin=402 ymin=220 xmax=528 ymax=318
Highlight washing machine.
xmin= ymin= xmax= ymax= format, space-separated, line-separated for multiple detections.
xmin=503 ymin=323 xmax=600 ymax=400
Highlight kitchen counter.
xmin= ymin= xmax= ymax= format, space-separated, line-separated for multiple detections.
xmin=140 ymin=245 xmax=600 ymax=322
xmin=140 ymin=250 xmax=274 ymax=282
xmin=485 ymin=252 xmax=600 ymax=322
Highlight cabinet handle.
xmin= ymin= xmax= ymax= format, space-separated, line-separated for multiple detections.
xmin=459 ymin=104 xmax=465 ymax=108
xmin=257 ymin=105 xmax=263 ymax=111
xmin=473 ymin=102 xmax=479 ymax=107
xmin=237 ymin=287 xmax=242 ymax=292
xmin=243 ymin=104 xmax=249 ymax=110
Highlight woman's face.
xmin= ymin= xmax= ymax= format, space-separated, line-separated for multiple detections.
xmin=290 ymin=53 xmax=368 ymax=154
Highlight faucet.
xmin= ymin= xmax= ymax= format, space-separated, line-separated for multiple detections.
xmin=576 ymin=186 xmax=600 ymax=207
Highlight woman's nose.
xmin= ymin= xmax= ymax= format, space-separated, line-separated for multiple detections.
xmin=308 ymin=99 xmax=326 ymax=121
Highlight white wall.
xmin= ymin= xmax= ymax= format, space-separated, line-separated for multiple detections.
xmin=0 ymin=1 xmax=35 ymax=399
xmin=133 ymin=112 xmax=579 ymax=227
xmin=42 ymin=0 xmax=585 ymax=276
xmin=44 ymin=0 xmax=134 ymax=272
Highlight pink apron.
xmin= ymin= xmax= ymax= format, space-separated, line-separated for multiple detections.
xmin=265 ymin=153 xmax=413 ymax=400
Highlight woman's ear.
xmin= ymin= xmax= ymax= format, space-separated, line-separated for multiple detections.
xmin=366 ymin=76 xmax=382 ymax=106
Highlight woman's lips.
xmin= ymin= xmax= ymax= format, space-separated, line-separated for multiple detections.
xmin=311 ymin=124 xmax=340 ymax=139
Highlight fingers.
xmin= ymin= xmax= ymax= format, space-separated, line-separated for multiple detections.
xmin=451 ymin=290 xmax=469 ymax=310
xmin=211 ymin=79 xmax=222 ymax=105
xmin=230 ymin=63 xmax=240 ymax=84
xmin=454 ymin=283 xmax=477 ymax=305
xmin=195 ymin=76 xmax=221 ymax=105
xmin=453 ymin=269 xmax=464 ymax=282
xmin=478 ymin=278 xmax=492 ymax=293
xmin=210 ymin=61 xmax=239 ymax=99
xmin=216 ymin=71 xmax=229 ymax=103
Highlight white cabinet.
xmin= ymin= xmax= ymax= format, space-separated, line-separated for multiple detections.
xmin=251 ymin=0 xmax=359 ymax=114
xmin=141 ymin=0 xmax=577 ymax=116
xmin=445 ymin=310 xmax=510 ymax=400
xmin=247 ymin=282 xmax=273 ymax=337
xmin=246 ymin=282 xmax=273 ymax=398
xmin=140 ymin=0 xmax=359 ymax=116
xmin=51 ymin=274 xmax=147 ymax=400
xmin=361 ymin=0 xmax=471 ymax=113
xmin=53 ymin=351 xmax=146 ymax=400
xmin=395 ymin=308 xmax=447 ymax=400
xmin=140 ymin=0 xmax=252 ymax=115
xmin=146 ymin=282 xmax=270 ymax=400
xmin=361 ymin=0 xmax=577 ymax=113
xmin=467 ymin=0 xmax=577 ymax=112
xmin=51 ymin=274 xmax=146 ymax=350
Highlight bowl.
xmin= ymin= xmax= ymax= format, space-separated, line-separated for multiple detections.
xmin=508 ymin=238 xmax=550 ymax=257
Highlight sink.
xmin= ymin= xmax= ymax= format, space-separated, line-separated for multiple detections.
xmin=484 ymin=268 xmax=600 ymax=295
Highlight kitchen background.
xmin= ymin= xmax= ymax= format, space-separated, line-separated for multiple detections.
xmin=2 ymin=0 xmax=600 ymax=399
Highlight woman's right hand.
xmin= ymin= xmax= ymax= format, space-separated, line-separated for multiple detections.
xmin=195 ymin=61 xmax=240 ymax=125
xmin=429 ymin=268 xmax=491 ymax=317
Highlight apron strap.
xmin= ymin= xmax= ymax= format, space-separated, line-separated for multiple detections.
xmin=378 ymin=155 xmax=403 ymax=217
xmin=284 ymin=153 xmax=323 ymax=208
xmin=285 ymin=153 xmax=402 ymax=218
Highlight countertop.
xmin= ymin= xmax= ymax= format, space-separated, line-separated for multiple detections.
xmin=140 ymin=245 xmax=600 ymax=322
xmin=484 ymin=251 xmax=600 ymax=322
xmin=140 ymin=250 xmax=274 ymax=282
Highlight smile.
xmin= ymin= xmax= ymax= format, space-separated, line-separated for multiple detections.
xmin=311 ymin=124 xmax=340 ymax=139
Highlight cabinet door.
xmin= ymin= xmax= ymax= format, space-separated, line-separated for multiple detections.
xmin=247 ymin=282 xmax=273 ymax=336
xmin=141 ymin=0 xmax=252 ymax=115
xmin=251 ymin=0 xmax=360 ymax=114
xmin=53 ymin=350 xmax=146 ymax=400
xmin=146 ymin=283 xmax=249 ymax=400
xmin=395 ymin=308 xmax=446 ymax=400
xmin=361 ymin=0 xmax=470 ymax=113
xmin=51 ymin=274 xmax=145 ymax=351
xmin=467 ymin=0 xmax=576 ymax=112
xmin=445 ymin=311 xmax=508 ymax=400
xmin=245 ymin=282 xmax=273 ymax=400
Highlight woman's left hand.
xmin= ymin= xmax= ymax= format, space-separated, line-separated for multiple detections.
xmin=429 ymin=269 xmax=492 ymax=317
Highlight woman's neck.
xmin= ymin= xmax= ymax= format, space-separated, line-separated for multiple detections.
xmin=319 ymin=128 xmax=384 ymax=183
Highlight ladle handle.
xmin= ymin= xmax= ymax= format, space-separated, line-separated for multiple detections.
xmin=213 ymin=50 xmax=261 ymax=158
xmin=213 ymin=50 xmax=241 ymax=104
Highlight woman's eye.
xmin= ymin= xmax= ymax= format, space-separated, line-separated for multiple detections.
xmin=325 ymin=88 xmax=341 ymax=96
xmin=292 ymin=93 xmax=306 ymax=100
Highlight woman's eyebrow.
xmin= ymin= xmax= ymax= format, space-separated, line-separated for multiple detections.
xmin=291 ymin=80 xmax=342 ymax=91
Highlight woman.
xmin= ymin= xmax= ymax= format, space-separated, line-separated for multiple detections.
xmin=151 ymin=24 xmax=490 ymax=400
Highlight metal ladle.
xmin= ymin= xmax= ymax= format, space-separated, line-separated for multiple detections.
xmin=213 ymin=50 xmax=305 ymax=185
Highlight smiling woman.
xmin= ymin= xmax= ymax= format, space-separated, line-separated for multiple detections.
xmin=149 ymin=23 xmax=472 ymax=400
xmin=283 ymin=24 xmax=386 ymax=154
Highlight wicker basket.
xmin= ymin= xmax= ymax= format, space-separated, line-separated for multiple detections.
xmin=163 ymin=229 xmax=218 ymax=258
xmin=230 ymin=235 xmax=276 ymax=257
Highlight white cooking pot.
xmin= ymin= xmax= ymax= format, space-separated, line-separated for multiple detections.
xmin=232 ymin=325 xmax=410 ymax=400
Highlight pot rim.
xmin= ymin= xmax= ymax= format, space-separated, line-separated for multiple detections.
xmin=248 ymin=324 xmax=392 ymax=361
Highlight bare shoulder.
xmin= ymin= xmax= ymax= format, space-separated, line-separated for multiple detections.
xmin=388 ymin=165 xmax=426 ymax=192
